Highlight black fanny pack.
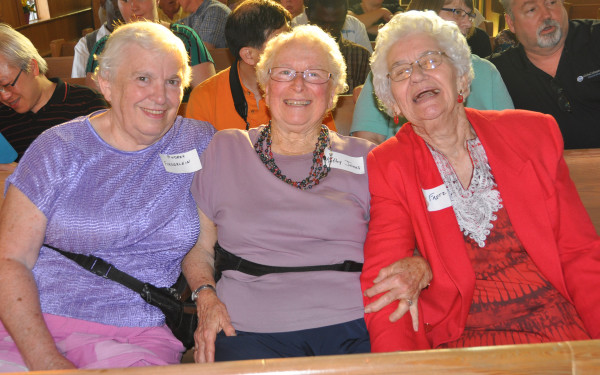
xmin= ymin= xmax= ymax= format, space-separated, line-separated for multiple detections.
xmin=44 ymin=244 xmax=197 ymax=350
xmin=214 ymin=242 xmax=363 ymax=282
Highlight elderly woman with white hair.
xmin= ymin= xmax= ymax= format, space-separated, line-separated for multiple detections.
xmin=361 ymin=11 xmax=600 ymax=352
xmin=0 ymin=22 xmax=215 ymax=371
xmin=182 ymin=24 xmax=429 ymax=363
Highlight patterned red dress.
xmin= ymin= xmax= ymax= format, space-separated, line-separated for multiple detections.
xmin=440 ymin=206 xmax=590 ymax=348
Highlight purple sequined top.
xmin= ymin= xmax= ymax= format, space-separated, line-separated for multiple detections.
xmin=7 ymin=111 xmax=215 ymax=327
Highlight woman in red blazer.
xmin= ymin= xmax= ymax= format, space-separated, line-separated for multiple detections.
xmin=361 ymin=11 xmax=600 ymax=352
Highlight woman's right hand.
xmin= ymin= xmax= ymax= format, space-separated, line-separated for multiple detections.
xmin=363 ymin=256 xmax=432 ymax=331
xmin=194 ymin=289 xmax=236 ymax=363
xmin=29 ymin=352 xmax=76 ymax=371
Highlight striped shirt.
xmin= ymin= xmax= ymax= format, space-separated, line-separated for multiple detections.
xmin=339 ymin=38 xmax=371 ymax=93
xmin=0 ymin=77 xmax=108 ymax=160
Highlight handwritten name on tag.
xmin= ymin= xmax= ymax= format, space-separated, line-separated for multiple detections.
xmin=422 ymin=184 xmax=452 ymax=211
xmin=160 ymin=149 xmax=202 ymax=173
xmin=325 ymin=148 xmax=365 ymax=174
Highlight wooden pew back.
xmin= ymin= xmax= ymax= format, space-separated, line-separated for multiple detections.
xmin=564 ymin=148 xmax=600 ymax=232
xmin=49 ymin=38 xmax=78 ymax=57
xmin=14 ymin=339 xmax=600 ymax=374
xmin=208 ymin=48 xmax=234 ymax=72
xmin=45 ymin=56 xmax=75 ymax=79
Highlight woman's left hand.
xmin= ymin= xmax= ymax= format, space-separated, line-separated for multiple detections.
xmin=363 ymin=256 xmax=432 ymax=331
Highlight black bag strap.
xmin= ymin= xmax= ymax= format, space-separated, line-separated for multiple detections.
xmin=214 ymin=242 xmax=363 ymax=278
xmin=43 ymin=243 xmax=155 ymax=303
xmin=229 ymin=58 xmax=251 ymax=130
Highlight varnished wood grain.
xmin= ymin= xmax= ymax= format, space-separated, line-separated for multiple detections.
xmin=564 ymin=148 xmax=600 ymax=233
xmin=11 ymin=340 xmax=600 ymax=374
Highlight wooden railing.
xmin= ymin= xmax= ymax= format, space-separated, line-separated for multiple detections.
xmin=8 ymin=339 xmax=600 ymax=374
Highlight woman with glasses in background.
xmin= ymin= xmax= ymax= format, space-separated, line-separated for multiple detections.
xmin=361 ymin=11 xmax=600 ymax=352
xmin=182 ymin=24 xmax=431 ymax=362
xmin=351 ymin=0 xmax=513 ymax=145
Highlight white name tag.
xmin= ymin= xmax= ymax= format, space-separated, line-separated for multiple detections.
xmin=325 ymin=148 xmax=365 ymax=174
xmin=160 ymin=149 xmax=202 ymax=173
xmin=422 ymin=184 xmax=452 ymax=211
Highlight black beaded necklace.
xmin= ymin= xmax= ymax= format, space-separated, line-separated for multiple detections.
xmin=254 ymin=122 xmax=331 ymax=190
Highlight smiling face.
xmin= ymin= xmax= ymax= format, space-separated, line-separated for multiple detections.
xmin=118 ymin=0 xmax=158 ymax=22
xmin=506 ymin=0 xmax=568 ymax=53
xmin=99 ymin=44 xmax=185 ymax=148
xmin=438 ymin=0 xmax=473 ymax=36
xmin=265 ymin=40 xmax=334 ymax=134
xmin=387 ymin=33 xmax=466 ymax=125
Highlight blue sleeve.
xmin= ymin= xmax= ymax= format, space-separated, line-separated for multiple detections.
xmin=468 ymin=56 xmax=514 ymax=111
xmin=350 ymin=72 xmax=400 ymax=139
xmin=489 ymin=65 xmax=515 ymax=110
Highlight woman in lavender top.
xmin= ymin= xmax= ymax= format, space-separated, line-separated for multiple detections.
xmin=183 ymin=25 xmax=431 ymax=363
xmin=0 ymin=22 xmax=215 ymax=371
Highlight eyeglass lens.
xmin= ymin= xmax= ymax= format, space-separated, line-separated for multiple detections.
xmin=388 ymin=51 xmax=444 ymax=81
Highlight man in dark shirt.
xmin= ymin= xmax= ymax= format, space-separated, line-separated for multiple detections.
xmin=349 ymin=0 xmax=400 ymax=40
xmin=0 ymin=24 xmax=108 ymax=160
xmin=488 ymin=0 xmax=600 ymax=149
xmin=306 ymin=0 xmax=371 ymax=92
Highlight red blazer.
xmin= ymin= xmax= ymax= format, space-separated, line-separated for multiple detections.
xmin=361 ymin=108 xmax=600 ymax=352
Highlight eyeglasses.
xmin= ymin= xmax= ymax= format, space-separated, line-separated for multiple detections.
xmin=0 ymin=69 xmax=24 ymax=93
xmin=269 ymin=67 xmax=332 ymax=84
xmin=440 ymin=8 xmax=476 ymax=20
xmin=550 ymin=79 xmax=572 ymax=112
xmin=388 ymin=51 xmax=446 ymax=82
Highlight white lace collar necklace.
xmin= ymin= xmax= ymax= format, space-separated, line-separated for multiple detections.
xmin=427 ymin=137 xmax=503 ymax=247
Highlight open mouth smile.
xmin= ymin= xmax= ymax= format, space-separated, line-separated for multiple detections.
xmin=284 ymin=99 xmax=311 ymax=106
xmin=413 ymin=89 xmax=440 ymax=103
xmin=142 ymin=108 xmax=167 ymax=116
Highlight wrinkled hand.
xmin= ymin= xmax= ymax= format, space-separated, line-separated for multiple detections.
xmin=193 ymin=290 xmax=236 ymax=363
xmin=364 ymin=256 xmax=432 ymax=331
xmin=27 ymin=350 xmax=76 ymax=371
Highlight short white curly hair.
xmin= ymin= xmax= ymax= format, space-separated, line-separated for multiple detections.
xmin=94 ymin=21 xmax=191 ymax=89
xmin=371 ymin=11 xmax=474 ymax=117
xmin=256 ymin=24 xmax=348 ymax=112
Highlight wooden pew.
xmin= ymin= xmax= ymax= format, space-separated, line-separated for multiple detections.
xmin=11 ymin=339 xmax=600 ymax=374
xmin=208 ymin=48 xmax=234 ymax=72
xmin=45 ymin=56 xmax=75 ymax=79
xmin=49 ymin=38 xmax=78 ymax=57
xmin=564 ymin=148 xmax=600 ymax=232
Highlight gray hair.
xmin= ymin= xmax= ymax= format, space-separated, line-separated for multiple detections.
xmin=94 ymin=21 xmax=191 ymax=88
xmin=0 ymin=23 xmax=48 ymax=74
xmin=256 ymin=24 xmax=348 ymax=111
xmin=500 ymin=0 xmax=513 ymax=18
xmin=371 ymin=11 xmax=474 ymax=117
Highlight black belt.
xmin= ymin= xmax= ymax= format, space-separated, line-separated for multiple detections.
xmin=214 ymin=243 xmax=362 ymax=281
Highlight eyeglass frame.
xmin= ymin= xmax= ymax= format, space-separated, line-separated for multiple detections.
xmin=387 ymin=51 xmax=447 ymax=82
xmin=440 ymin=8 xmax=476 ymax=20
xmin=0 ymin=68 xmax=24 ymax=93
xmin=268 ymin=67 xmax=332 ymax=85
xmin=550 ymin=79 xmax=572 ymax=113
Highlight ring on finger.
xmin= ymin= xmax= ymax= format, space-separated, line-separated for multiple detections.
xmin=406 ymin=299 xmax=413 ymax=306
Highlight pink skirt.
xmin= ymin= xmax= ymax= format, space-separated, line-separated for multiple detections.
xmin=0 ymin=313 xmax=184 ymax=371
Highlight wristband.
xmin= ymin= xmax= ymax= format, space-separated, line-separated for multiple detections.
xmin=191 ymin=284 xmax=216 ymax=301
